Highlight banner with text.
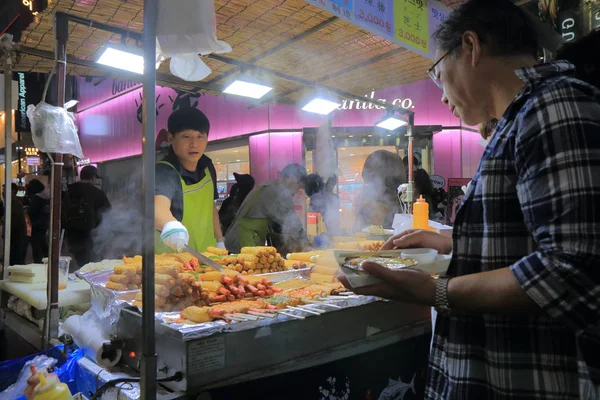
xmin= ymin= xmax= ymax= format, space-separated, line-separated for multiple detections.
xmin=305 ymin=0 xmax=451 ymax=60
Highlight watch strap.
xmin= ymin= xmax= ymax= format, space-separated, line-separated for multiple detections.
xmin=434 ymin=276 xmax=451 ymax=312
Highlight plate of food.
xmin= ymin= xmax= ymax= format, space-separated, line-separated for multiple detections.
xmin=335 ymin=249 xmax=451 ymax=288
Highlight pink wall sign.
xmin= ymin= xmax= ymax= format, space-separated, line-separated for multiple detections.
xmin=75 ymin=77 xmax=483 ymax=184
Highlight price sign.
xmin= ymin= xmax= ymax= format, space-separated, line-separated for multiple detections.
xmin=355 ymin=0 xmax=394 ymax=36
xmin=331 ymin=0 xmax=353 ymax=11
xmin=329 ymin=1 xmax=354 ymax=19
xmin=394 ymin=0 xmax=429 ymax=53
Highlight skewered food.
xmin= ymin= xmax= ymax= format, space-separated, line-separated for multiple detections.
xmin=343 ymin=255 xmax=417 ymax=271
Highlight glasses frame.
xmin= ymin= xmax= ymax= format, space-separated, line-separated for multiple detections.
xmin=427 ymin=44 xmax=460 ymax=89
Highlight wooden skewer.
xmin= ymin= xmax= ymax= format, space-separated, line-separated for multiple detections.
xmin=232 ymin=313 xmax=258 ymax=321
xmin=224 ymin=315 xmax=246 ymax=322
xmin=303 ymin=299 xmax=342 ymax=309
xmin=336 ymin=292 xmax=354 ymax=296
xmin=277 ymin=311 xmax=305 ymax=320
xmin=297 ymin=305 xmax=326 ymax=314
xmin=287 ymin=306 xmax=321 ymax=316
xmin=248 ymin=311 xmax=275 ymax=318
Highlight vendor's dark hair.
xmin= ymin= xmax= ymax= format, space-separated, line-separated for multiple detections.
xmin=304 ymin=174 xmax=324 ymax=197
xmin=280 ymin=164 xmax=307 ymax=183
xmin=433 ymin=0 xmax=538 ymax=58
xmin=27 ymin=179 xmax=45 ymax=195
xmin=556 ymin=29 xmax=600 ymax=91
xmin=168 ymin=108 xmax=210 ymax=135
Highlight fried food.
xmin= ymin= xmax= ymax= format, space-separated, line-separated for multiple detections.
xmin=109 ymin=274 xmax=131 ymax=284
xmin=206 ymin=246 xmax=228 ymax=256
xmin=106 ymin=282 xmax=128 ymax=291
xmin=113 ymin=265 xmax=137 ymax=276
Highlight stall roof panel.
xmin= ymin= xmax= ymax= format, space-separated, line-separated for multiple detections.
xmin=11 ymin=0 xmax=463 ymax=105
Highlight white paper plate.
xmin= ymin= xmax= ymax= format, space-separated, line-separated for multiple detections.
xmin=335 ymin=250 xmax=451 ymax=289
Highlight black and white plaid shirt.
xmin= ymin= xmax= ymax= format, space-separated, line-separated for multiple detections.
xmin=427 ymin=61 xmax=600 ymax=399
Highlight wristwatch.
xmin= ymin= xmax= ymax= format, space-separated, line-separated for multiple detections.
xmin=434 ymin=276 xmax=452 ymax=312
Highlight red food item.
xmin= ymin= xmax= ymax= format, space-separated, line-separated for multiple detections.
xmin=238 ymin=285 xmax=246 ymax=295
xmin=190 ymin=258 xmax=200 ymax=269
xmin=183 ymin=262 xmax=194 ymax=271
xmin=265 ymin=289 xmax=273 ymax=296
xmin=244 ymin=293 xmax=254 ymax=298
xmin=218 ymin=287 xmax=231 ymax=296
xmin=271 ymin=287 xmax=282 ymax=293
xmin=209 ymin=310 xmax=225 ymax=318
xmin=262 ymin=279 xmax=273 ymax=286
xmin=256 ymin=283 xmax=266 ymax=291
xmin=213 ymin=295 xmax=226 ymax=302
xmin=257 ymin=290 xmax=266 ymax=297
xmin=246 ymin=284 xmax=259 ymax=294
xmin=266 ymin=305 xmax=276 ymax=310
xmin=229 ymin=286 xmax=239 ymax=295
xmin=222 ymin=276 xmax=234 ymax=285
xmin=236 ymin=275 xmax=249 ymax=285
xmin=227 ymin=295 xmax=236 ymax=302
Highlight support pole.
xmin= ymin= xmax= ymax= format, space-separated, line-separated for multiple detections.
xmin=43 ymin=12 xmax=67 ymax=348
xmin=3 ymin=52 xmax=13 ymax=276
xmin=140 ymin=0 xmax=157 ymax=398
xmin=406 ymin=113 xmax=415 ymax=214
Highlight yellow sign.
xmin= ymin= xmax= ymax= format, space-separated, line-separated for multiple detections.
xmin=394 ymin=0 xmax=429 ymax=53
xmin=25 ymin=147 xmax=39 ymax=156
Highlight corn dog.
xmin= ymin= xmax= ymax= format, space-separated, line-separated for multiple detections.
xmin=311 ymin=264 xmax=339 ymax=275
xmin=156 ymin=284 xmax=170 ymax=298
xmin=200 ymin=281 xmax=223 ymax=293
xmin=286 ymin=253 xmax=317 ymax=262
xmin=113 ymin=265 xmax=137 ymax=276
xmin=155 ymin=273 xmax=175 ymax=288
xmin=109 ymin=274 xmax=131 ymax=284
xmin=206 ymin=246 xmax=228 ymax=256
xmin=181 ymin=306 xmax=212 ymax=323
xmin=156 ymin=265 xmax=179 ymax=277
xmin=106 ymin=282 xmax=128 ymax=291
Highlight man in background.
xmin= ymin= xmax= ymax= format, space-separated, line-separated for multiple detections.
xmin=64 ymin=166 xmax=111 ymax=269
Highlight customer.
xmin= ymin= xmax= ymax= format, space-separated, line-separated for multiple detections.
xmin=218 ymin=173 xmax=255 ymax=234
xmin=26 ymin=179 xmax=50 ymax=263
xmin=2 ymin=184 xmax=27 ymax=266
xmin=225 ymin=164 xmax=309 ymax=255
xmin=64 ymin=166 xmax=111 ymax=268
xmin=305 ymin=174 xmax=341 ymax=235
xmin=353 ymin=150 xmax=406 ymax=231
xmin=338 ymin=1 xmax=600 ymax=399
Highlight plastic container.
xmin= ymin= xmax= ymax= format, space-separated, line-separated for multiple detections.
xmin=32 ymin=372 xmax=73 ymax=400
xmin=400 ymin=248 xmax=438 ymax=265
xmin=412 ymin=195 xmax=429 ymax=230
xmin=42 ymin=257 xmax=71 ymax=290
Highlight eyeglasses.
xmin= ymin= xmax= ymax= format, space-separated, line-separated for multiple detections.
xmin=427 ymin=44 xmax=460 ymax=89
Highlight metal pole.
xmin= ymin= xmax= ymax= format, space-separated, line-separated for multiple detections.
xmin=43 ymin=12 xmax=68 ymax=348
xmin=140 ymin=0 xmax=157 ymax=398
xmin=3 ymin=54 xmax=13 ymax=276
xmin=406 ymin=113 xmax=415 ymax=214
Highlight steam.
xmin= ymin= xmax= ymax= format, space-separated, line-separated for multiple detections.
xmin=314 ymin=121 xmax=336 ymax=181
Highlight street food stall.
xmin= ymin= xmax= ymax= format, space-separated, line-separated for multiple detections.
xmin=0 ymin=0 xmax=491 ymax=397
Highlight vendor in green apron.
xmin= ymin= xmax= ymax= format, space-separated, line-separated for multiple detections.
xmin=155 ymin=108 xmax=224 ymax=253
xmin=225 ymin=164 xmax=309 ymax=254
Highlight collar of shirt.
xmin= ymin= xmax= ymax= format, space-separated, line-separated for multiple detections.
xmin=514 ymin=60 xmax=576 ymax=85
xmin=163 ymin=146 xmax=211 ymax=179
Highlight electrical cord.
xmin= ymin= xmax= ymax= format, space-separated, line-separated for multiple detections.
xmin=90 ymin=371 xmax=183 ymax=399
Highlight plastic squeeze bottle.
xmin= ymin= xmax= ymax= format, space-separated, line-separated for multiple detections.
xmin=32 ymin=372 xmax=73 ymax=400
xmin=412 ymin=195 xmax=429 ymax=230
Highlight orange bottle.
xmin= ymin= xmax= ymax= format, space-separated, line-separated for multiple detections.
xmin=412 ymin=195 xmax=429 ymax=230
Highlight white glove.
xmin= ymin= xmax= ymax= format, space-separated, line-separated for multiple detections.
xmin=215 ymin=240 xmax=226 ymax=250
xmin=160 ymin=221 xmax=189 ymax=252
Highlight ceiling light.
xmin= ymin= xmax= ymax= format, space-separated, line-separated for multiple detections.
xmin=368 ymin=134 xmax=373 ymax=137
xmin=376 ymin=116 xmax=407 ymax=131
xmin=223 ymin=79 xmax=272 ymax=99
xmin=387 ymin=134 xmax=392 ymax=137
xmin=331 ymin=135 xmax=335 ymax=138
xmin=236 ymin=159 xmax=241 ymax=162
xmin=97 ymin=45 xmax=144 ymax=74
xmin=349 ymin=135 xmax=354 ymax=138
xmin=301 ymin=97 xmax=341 ymax=115
xmin=350 ymin=153 xmax=355 ymax=156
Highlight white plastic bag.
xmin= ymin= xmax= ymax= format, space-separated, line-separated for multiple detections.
xmin=156 ymin=0 xmax=231 ymax=81
xmin=27 ymin=102 xmax=84 ymax=159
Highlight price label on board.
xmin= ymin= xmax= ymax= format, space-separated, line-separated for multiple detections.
xmin=394 ymin=0 xmax=429 ymax=53
xmin=355 ymin=0 xmax=394 ymax=36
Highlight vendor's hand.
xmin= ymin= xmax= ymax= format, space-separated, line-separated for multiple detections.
xmin=160 ymin=221 xmax=189 ymax=252
xmin=215 ymin=241 xmax=226 ymax=250
xmin=381 ymin=229 xmax=452 ymax=254
xmin=337 ymin=262 xmax=436 ymax=305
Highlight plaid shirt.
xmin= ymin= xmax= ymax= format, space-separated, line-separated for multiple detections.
xmin=427 ymin=61 xmax=600 ymax=399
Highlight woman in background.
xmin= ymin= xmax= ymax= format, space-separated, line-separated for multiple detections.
xmin=26 ymin=179 xmax=50 ymax=263
xmin=219 ymin=173 xmax=255 ymax=234
xmin=353 ymin=150 xmax=406 ymax=231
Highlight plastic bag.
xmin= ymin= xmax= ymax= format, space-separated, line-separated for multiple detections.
xmin=0 ymin=355 xmax=57 ymax=399
xmin=156 ymin=0 xmax=231 ymax=81
xmin=27 ymin=102 xmax=84 ymax=159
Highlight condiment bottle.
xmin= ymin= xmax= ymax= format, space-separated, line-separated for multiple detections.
xmin=412 ymin=195 xmax=429 ymax=230
xmin=32 ymin=372 xmax=73 ymax=400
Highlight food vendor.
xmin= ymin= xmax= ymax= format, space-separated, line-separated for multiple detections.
xmin=155 ymin=108 xmax=224 ymax=253
xmin=225 ymin=164 xmax=309 ymax=255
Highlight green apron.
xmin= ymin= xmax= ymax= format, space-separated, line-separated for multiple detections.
xmin=236 ymin=185 xmax=271 ymax=248
xmin=155 ymin=161 xmax=216 ymax=254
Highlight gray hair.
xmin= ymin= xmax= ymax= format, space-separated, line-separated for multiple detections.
xmin=433 ymin=0 xmax=538 ymax=58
